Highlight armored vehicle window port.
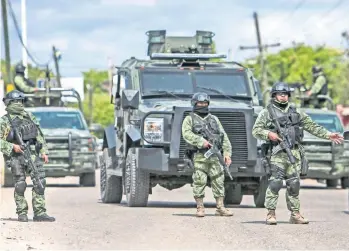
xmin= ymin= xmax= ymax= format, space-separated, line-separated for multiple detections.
xmin=100 ymin=30 xmax=267 ymax=208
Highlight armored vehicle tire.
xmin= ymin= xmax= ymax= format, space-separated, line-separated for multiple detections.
xmin=125 ymin=147 xmax=150 ymax=207
xmin=326 ymin=179 xmax=338 ymax=188
xmin=79 ymin=172 xmax=96 ymax=187
xmin=253 ymin=176 xmax=268 ymax=208
xmin=224 ymin=184 xmax=243 ymax=205
xmin=100 ymin=159 xmax=123 ymax=203
xmin=341 ymin=177 xmax=349 ymax=189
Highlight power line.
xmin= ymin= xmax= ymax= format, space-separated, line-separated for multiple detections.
xmin=7 ymin=0 xmax=50 ymax=68
xmin=321 ymin=0 xmax=345 ymax=19
xmin=266 ymin=0 xmax=307 ymax=37
xmin=300 ymin=0 xmax=345 ymax=31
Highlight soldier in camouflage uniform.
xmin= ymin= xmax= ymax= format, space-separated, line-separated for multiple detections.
xmin=13 ymin=63 xmax=38 ymax=93
xmin=181 ymin=92 xmax=233 ymax=217
xmin=252 ymin=82 xmax=343 ymax=225
xmin=0 ymin=90 xmax=55 ymax=222
xmin=305 ymin=66 xmax=328 ymax=109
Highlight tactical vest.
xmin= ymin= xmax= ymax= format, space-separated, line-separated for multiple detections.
xmin=6 ymin=116 xmax=38 ymax=144
xmin=312 ymin=75 xmax=328 ymax=96
xmin=188 ymin=112 xmax=223 ymax=151
xmin=268 ymin=104 xmax=303 ymax=147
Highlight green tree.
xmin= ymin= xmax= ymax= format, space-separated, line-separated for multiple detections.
xmin=82 ymin=69 xmax=109 ymax=93
xmin=81 ymin=69 xmax=113 ymax=127
xmin=244 ymin=45 xmax=349 ymax=104
xmin=81 ymin=92 xmax=114 ymax=127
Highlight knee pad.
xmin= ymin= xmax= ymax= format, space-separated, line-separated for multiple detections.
xmin=15 ymin=181 xmax=27 ymax=196
xmin=286 ymin=178 xmax=300 ymax=196
xmin=269 ymin=179 xmax=283 ymax=194
xmin=33 ymin=178 xmax=46 ymax=195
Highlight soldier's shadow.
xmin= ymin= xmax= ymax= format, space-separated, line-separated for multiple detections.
xmin=241 ymin=220 xmax=325 ymax=224
xmin=0 ymin=217 xmax=33 ymax=222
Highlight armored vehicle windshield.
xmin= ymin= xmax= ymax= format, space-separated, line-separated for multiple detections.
xmin=140 ymin=69 xmax=251 ymax=99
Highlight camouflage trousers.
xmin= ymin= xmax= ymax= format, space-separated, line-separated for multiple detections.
xmin=192 ymin=153 xmax=225 ymax=198
xmin=8 ymin=154 xmax=47 ymax=216
xmin=265 ymin=150 xmax=302 ymax=212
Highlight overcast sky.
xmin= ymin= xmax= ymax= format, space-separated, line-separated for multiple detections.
xmin=2 ymin=0 xmax=349 ymax=77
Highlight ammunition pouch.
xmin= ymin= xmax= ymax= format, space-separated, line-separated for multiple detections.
xmin=35 ymin=142 xmax=43 ymax=154
xmin=260 ymin=143 xmax=272 ymax=175
xmin=300 ymin=150 xmax=309 ymax=177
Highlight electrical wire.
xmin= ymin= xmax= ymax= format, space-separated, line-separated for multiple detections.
xmin=7 ymin=0 xmax=51 ymax=68
xmin=266 ymin=0 xmax=307 ymax=37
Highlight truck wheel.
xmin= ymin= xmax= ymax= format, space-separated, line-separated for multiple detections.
xmin=326 ymin=179 xmax=338 ymax=188
xmin=100 ymin=153 xmax=123 ymax=203
xmin=254 ymin=176 xmax=268 ymax=208
xmin=80 ymin=172 xmax=96 ymax=187
xmin=125 ymin=147 xmax=150 ymax=207
xmin=341 ymin=177 xmax=349 ymax=189
xmin=224 ymin=184 xmax=243 ymax=205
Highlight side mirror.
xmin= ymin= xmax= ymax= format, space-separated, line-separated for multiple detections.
xmin=343 ymin=131 xmax=349 ymax=140
xmin=121 ymin=90 xmax=139 ymax=110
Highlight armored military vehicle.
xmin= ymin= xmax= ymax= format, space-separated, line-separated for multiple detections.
xmin=100 ymin=30 xmax=268 ymax=207
xmin=1 ymin=88 xmax=98 ymax=187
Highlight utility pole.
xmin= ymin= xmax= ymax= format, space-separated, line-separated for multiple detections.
xmin=21 ymin=0 xmax=28 ymax=78
xmin=107 ymin=57 xmax=114 ymax=96
xmin=87 ymin=83 xmax=93 ymax=126
xmin=342 ymin=31 xmax=349 ymax=57
xmin=52 ymin=45 xmax=61 ymax=87
xmin=239 ymin=12 xmax=280 ymax=93
xmin=1 ymin=0 xmax=12 ymax=87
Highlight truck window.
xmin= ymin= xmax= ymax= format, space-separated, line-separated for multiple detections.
xmin=307 ymin=113 xmax=344 ymax=133
xmin=32 ymin=111 xmax=88 ymax=130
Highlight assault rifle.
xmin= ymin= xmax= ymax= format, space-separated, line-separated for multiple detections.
xmin=203 ymin=140 xmax=233 ymax=180
xmin=267 ymin=105 xmax=296 ymax=164
xmin=196 ymin=118 xmax=233 ymax=180
xmin=6 ymin=115 xmax=44 ymax=190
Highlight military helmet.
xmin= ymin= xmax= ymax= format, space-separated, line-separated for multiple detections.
xmin=2 ymin=90 xmax=25 ymax=105
xmin=191 ymin=92 xmax=210 ymax=106
xmin=312 ymin=65 xmax=323 ymax=74
xmin=270 ymin=82 xmax=291 ymax=97
xmin=15 ymin=63 xmax=26 ymax=74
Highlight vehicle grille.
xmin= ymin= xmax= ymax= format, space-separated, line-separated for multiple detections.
xmin=179 ymin=111 xmax=248 ymax=164
xmin=44 ymin=137 xmax=92 ymax=166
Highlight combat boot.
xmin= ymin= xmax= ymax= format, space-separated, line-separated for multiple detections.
xmin=194 ymin=197 xmax=205 ymax=217
xmin=33 ymin=213 xmax=56 ymax=222
xmin=289 ymin=211 xmax=309 ymax=224
xmin=215 ymin=197 xmax=233 ymax=216
xmin=18 ymin=214 xmax=28 ymax=222
xmin=266 ymin=209 xmax=277 ymax=225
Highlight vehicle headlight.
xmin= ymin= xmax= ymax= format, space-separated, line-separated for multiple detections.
xmin=143 ymin=118 xmax=164 ymax=143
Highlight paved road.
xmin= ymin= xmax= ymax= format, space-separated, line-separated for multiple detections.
xmin=1 ymin=171 xmax=349 ymax=250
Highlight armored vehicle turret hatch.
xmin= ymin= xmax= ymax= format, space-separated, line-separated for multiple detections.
xmin=99 ymin=30 xmax=267 ymax=208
